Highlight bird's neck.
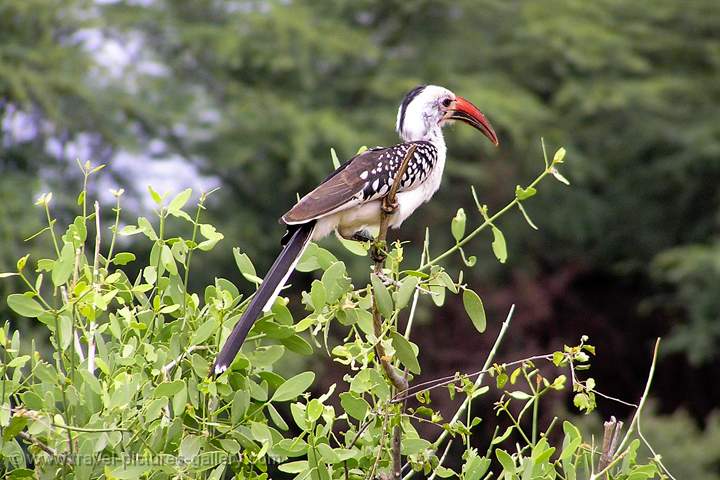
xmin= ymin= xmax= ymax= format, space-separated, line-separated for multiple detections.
xmin=402 ymin=125 xmax=446 ymax=152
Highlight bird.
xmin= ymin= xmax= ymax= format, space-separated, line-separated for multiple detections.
xmin=212 ymin=84 xmax=498 ymax=375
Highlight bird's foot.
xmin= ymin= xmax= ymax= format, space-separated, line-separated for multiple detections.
xmin=382 ymin=199 xmax=399 ymax=214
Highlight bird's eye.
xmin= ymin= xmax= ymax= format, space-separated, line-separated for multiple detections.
xmin=441 ymin=98 xmax=452 ymax=107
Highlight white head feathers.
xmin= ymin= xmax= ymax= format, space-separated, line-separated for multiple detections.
xmin=396 ymin=85 xmax=455 ymax=142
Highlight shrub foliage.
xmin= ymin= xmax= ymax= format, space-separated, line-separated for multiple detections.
xmin=0 ymin=151 xmax=669 ymax=479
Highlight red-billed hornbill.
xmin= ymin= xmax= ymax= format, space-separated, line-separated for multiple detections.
xmin=212 ymin=85 xmax=498 ymax=374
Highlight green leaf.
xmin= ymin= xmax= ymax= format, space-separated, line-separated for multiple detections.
xmin=330 ymin=147 xmax=341 ymax=169
xmin=550 ymin=167 xmax=571 ymax=185
xmin=337 ymin=236 xmax=367 ymax=256
xmin=495 ymin=449 xmax=515 ymax=474
xmin=321 ymin=261 xmax=350 ymax=302
xmin=553 ymin=147 xmax=566 ymax=164
xmin=198 ymin=224 xmax=224 ymax=251
xmin=160 ymin=244 xmax=178 ymax=275
xmin=491 ymin=425 xmax=514 ymax=445
xmin=395 ymin=275 xmax=419 ymax=310
xmin=191 ymin=318 xmax=218 ymax=346
xmin=153 ymin=380 xmax=185 ymax=398
xmin=350 ymin=369 xmax=390 ymax=400
xmin=168 ymin=188 xmax=192 ymax=213
xmin=573 ymin=392 xmax=591 ymax=412
xmin=517 ymin=202 xmax=539 ymax=230
xmin=317 ymin=443 xmax=341 ymax=464
xmin=435 ymin=466 xmax=457 ymax=479
xmin=112 ymin=252 xmax=136 ymax=266
xmin=306 ymin=399 xmax=323 ymax=422
xmin=401 ymin=438 xmax=432 ymax=455
xmin=463 ymin=451 xmax=491 ymax=480
xmin=2 ymin=415 xmax=28 ymax=441
xmin=515 ymin=185 xmax=537 ymax=200
xmin=20 ymin=392 xmax=43 ymax=410
xmin=147 ymin=185 xmax=164 ymax=205
xmin=451 ymin=208 xmax=466 ymax=241
xmin=137 ymin=217 xmax=158 ymax=240
xmin=52 ymin=243 xmax=74 ymax=287
xmin=281 ymin=334 xmax=313 ymax=355
xmin=107 ymin=465 xmax=151 ymax=479
xmin=7 ymin=468 xmax=34 ymax=479
xmin=267 ymin=403 xmax=289 ymax=430
xmin=508 ymin=391 xmax=532 ymax=400
xmin=491 ymin=226 xmax=507 ymax=263
xmin=463 ymin=290 xmax=486 ymax=333
xmin=233 ymin=248 xmax=260 ymax=283
xmin=231 ymin=390 xmax=250 ymax=423
xmin=429 ymin=283 xmax=445 ymax=306
xmin=371 ymin=274 xmax=393 ymax=318
xmin=279 ymin=461 xmax=309 ymax=474
xmin=180 ymin=434 xmax=203 ymax=461
xmin=391 ymin=331 xmax=420 ymax=374
xmin=7 ymin=294 xmax=44 ymax=318
xmin=7 ymin=355 xmax=29 ymax=369
xmin=16 ymin=255 xmax=29 ymax=272
xmin=272 ymin=372 xmax=315 ymax=402
xmin=310 ymin=280 xmax=326 ymax=311
xmin=339 ymin=392 xmax=369 ymax=421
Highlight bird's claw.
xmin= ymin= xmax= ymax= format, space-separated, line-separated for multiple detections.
xmin=382 ymin=199 xmax=399 ymax=214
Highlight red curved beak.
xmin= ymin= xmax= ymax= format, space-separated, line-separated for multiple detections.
xmin=450 ymin=96 xmax=499 ymax=146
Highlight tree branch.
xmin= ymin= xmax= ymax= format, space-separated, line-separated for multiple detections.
xmin=370 ymin=144 xmax=415 ymax=480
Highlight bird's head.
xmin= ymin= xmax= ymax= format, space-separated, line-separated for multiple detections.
xmin=396 ymin=85 xmax=499 ymax=146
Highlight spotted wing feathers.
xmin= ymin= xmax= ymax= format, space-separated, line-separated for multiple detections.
xmin=282 ymin=142 xmax=437 ymax=224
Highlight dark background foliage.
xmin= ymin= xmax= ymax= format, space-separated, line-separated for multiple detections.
xmin=1 ymin=0 xmax=719 ymax=476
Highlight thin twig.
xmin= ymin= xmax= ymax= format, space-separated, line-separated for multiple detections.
xmin=17 ymin=431 xmax=68 ymax=463
xmin=402 ymin=305 xmax=515 ymax=480
xmin=403 ymin=234 xmax=427 ymax=339
xmin=367 ymin=410 xmax=391 ymax=480
xmin=592 ymin=389 xmax=638 ymax=408
xmin=392 ymin=349 xmax=549 ymax=404
xmin=427 ymin=440 xmax=453 ymax=480
xmin=637 ymin=415 xmax=677 ymax=480
xmin=590 ymin=339 xmax=662 ymax=480
xmin=87 ymin=201 xmax=101 ymax=375
xmin=62 ymin=286 xmax=86 ymax=363
xmin=161 ymin=345 xmax=207 ymax=377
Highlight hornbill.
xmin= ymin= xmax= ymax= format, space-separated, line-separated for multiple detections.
xmin=212 ymin=85 xmax=499 ymax=375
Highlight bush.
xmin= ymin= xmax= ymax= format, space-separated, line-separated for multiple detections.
xmin=0 ymin=151 xmax=670 ymax=478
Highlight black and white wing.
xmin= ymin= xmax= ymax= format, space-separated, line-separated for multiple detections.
xmin=282 ymin=141 xmax=437 ymax=224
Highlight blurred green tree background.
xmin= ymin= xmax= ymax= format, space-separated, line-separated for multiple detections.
xmin=2 ymin=0 xmax=719 ymax=476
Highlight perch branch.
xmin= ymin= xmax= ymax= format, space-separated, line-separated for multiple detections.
xmin=370 ymin=144 xmax=415 ymax=480
xmin=370 ymin=144 xmax=415 ymax=390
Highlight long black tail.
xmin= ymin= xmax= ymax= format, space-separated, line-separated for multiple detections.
xmin=211 ymin=222 xmax=315 ymax=375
